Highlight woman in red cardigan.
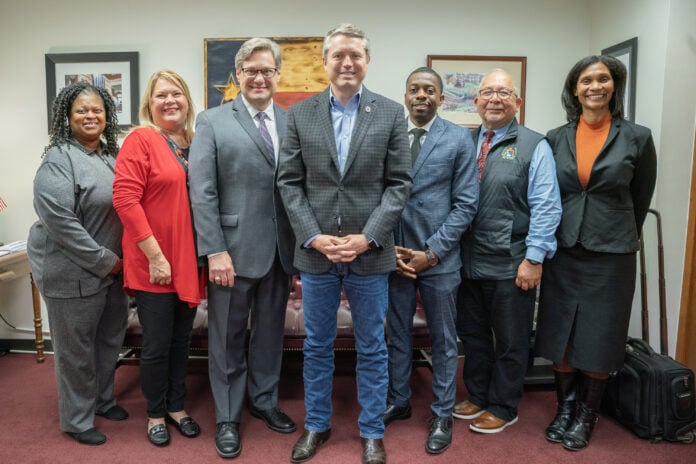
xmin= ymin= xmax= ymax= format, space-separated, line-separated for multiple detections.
xmin=113 ymin=70 xmax=202 ymax=446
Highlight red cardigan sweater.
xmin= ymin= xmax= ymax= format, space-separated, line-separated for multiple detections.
xmin=113 ymin=127 xmax=200 ymax=307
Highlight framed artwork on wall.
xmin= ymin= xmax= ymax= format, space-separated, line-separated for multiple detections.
xmin=601 ymin=37 xmax=637 ymax=122
xmin=204 ymin=37 xmax=329 ymax=110
xmin=45 ymin=52 xmax=139 ymax=131
xmin=427 ymin=55 xmax=526 ymax=127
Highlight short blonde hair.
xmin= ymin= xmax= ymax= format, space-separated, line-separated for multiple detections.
xmin=323 ymin=23 xmax=370 ymax=59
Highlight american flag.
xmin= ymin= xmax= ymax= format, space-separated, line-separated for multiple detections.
xmin=0 ymin=196 xmax=7 ymax=212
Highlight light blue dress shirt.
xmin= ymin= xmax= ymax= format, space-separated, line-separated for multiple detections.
xmin=330 ymin=87 xmax=361 ymax=175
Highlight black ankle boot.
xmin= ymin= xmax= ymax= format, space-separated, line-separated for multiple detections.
xmin=562 ymin=375 xmax=606 ymax=451
xmin=545 ymin=370 xmax=577 ymax=443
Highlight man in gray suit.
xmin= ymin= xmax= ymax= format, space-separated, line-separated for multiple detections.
xmin=382 ymin=67 xmax=478 ymax=454
xmin=277 ymin=24 xmax=412 ymax=464
xmin=189 ymin=38 xmax=296 ymax=459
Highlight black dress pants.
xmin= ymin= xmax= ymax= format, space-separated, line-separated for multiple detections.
xmin=135 ymin=291 xmax=196 ymax=418
xmin=456 ymin=277 xmax=536 ymax=421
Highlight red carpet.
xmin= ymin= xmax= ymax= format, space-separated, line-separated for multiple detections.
xmin=1 ymin=352 xmax=694 ymax=463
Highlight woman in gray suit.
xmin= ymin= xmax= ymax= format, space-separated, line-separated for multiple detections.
xmin=535 ymin=55 xmax=657 ymax=451
xmin=28 ymin=82 xmax=128 ymax=446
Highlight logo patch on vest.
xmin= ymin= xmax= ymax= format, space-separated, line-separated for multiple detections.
xmin=501 ymin=146 xmax=516 ymax=160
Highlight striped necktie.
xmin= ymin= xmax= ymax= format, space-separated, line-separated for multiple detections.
xmin=255 ymin=112 xmax=274 ymax=158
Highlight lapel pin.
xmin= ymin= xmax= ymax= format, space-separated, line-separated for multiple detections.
xmin=365 ymin=106 xmax=371 ymax=113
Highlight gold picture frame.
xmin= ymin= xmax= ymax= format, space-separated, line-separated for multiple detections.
xmin=427 ymin=55 xmax=526 ymax=127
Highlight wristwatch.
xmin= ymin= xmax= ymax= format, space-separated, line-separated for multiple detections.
xmin=424 ymin=248 xmax=439 ymax=267
xmin=526 ymin=258 xmax=542 ymax=265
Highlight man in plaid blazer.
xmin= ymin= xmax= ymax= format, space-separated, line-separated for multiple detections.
xmin=277 ymin=23 xmax=411 ymax=464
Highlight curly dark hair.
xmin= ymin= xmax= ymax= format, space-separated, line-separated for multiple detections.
xmin=561 ymin=55 xmax=627 ymax=122
xmin=44 ymin=82 xmax=120 ymax=157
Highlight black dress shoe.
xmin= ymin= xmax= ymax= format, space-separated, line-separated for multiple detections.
xmin=147 ymin=423 xmax=170 ymax=447
xmin=96 ymin=404 xmax=129 ymax=421
xmin=291 ymin=429 xmax=331 ymax=463
xmin=426 ymin=416 xmax=452 ymax=454
xmin=361 ymin=438 xmax=386 ymax=464
xmin=250 ymin=406 xmax=296 ymax=433
xmin=382 ymin=403 xmax=412 ymax=426
xmin=166 ymin=414 xmax=201 ymax=438
xmin=67 ymin=427 xmax=106 ymax=446
xmin=215 ymin=422 xmax=241 ymax=458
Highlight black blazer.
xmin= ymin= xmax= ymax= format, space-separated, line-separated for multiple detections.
xmin=547 ymin=117 xmax=657 ymax=253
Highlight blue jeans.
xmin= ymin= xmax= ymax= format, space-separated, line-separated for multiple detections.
xmin=301 ymin=265 xmax=388 ymax=438
xmin=387 ymin=271 xmax=460 ymax=417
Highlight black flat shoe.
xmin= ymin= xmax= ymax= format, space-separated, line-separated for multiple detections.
xmin=166 ymin=414 xmax=201 ymax=438
xmin=147 ymin=423 xmax=170 ymax=447
xmin=96 ymin=404 xmax=129 ymax=421
xmin=67 ymin=427 xmax=106 ymax=446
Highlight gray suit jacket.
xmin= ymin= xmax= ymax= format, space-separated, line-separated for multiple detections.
xmin=189 ymin=97 xmax=295 ymax=278
xmin=395 ymin=116 xmax=478 ymax=275
xmin=277 ymin=87 xmax=412 ymax=275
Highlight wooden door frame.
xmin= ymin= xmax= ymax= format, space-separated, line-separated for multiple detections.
xmin=676 ymin=130 xmax=696 ymax=369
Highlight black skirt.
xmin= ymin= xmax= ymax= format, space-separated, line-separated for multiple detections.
xmin=535 ymin=245 xmax=636 ymax=373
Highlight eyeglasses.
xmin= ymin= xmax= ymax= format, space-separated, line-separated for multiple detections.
xmin=478 ymin=88 xmax=516 ymax=100
xmin=240 ymin=68 xmax=278 ymax=78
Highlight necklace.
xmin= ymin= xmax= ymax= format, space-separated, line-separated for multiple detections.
xmin=160 ymin=130 xmax=189 ymax=167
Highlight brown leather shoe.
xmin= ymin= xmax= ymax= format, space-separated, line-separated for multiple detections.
xmin=362 ymin=438 xmax=386 ymax=464
xmin=452 ymin=400 xmax=485 ymax=420
xmin=291 ymin=429 xmax=331 ymax=463
xmin=469 ymin=411 xmax=518 ymax=434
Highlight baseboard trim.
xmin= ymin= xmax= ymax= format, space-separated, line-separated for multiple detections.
xmin=0 ymin=338 xmax=53 ymax=354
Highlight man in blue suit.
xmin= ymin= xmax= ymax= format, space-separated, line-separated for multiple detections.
xmin=382 ymin=67 xmax=478 ymax=454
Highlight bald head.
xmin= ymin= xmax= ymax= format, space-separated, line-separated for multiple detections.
xmin=474 ymin=70 xmax=522 ymax=129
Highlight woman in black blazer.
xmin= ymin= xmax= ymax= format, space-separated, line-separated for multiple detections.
xmin=535 ymin=55 xmax=657 ymax=451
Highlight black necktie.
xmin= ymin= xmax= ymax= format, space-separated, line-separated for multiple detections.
xmin=410 ymin=128 xmax=426 ymax=165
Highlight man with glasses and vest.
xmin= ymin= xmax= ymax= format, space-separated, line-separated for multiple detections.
xmin=453 ymin=69 xmax=561 ymax=434
xmin=189 ymin=38 xmax=297 ymax=459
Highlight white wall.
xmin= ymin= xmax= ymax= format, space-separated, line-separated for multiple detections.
xmin=1 ymin=0 xmax=692 ymax=355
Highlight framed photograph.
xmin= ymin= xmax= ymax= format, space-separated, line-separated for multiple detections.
xmin=204 ymin=37 xmax=329 ymax=109
xmin=45 ymin=52 xmax=139 ymax=130
xmin=427 ymin=55 xmax=526 ymax=127
xmin=602 ymin=37 xmax=637 ymax=122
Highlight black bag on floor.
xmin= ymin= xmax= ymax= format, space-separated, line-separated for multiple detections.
xmin=603 ymin=337 xmax=696 ymax=442
xmin=602 ymin=210 xmax=696 ymax=443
